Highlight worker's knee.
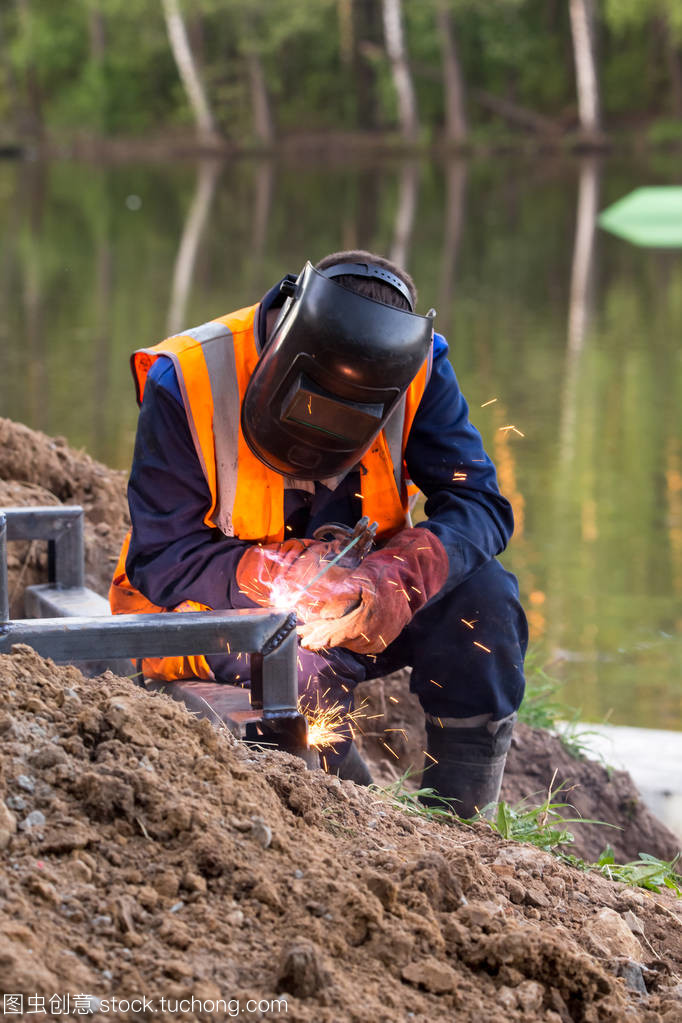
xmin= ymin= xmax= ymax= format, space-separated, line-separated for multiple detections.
xmin=408 ymin=559 xmax=528 ymax=719
xmin=418 ymin=559 xmax=527 ymax=653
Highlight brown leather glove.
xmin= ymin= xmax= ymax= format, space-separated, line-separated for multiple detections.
xmin=298 ymin=528 xmax=449 ymax=653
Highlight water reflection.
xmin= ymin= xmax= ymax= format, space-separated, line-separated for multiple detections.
xmin=167 ymin=159 xmax=221 ymax=336
xmin=0 ymin=153 xmax=680 ymax=730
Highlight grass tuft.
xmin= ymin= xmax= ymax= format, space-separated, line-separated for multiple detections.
xmin=467 ymin=771 xmax=617 ymax=852
xmin=368 ymin=768 xmax=459 ymax=821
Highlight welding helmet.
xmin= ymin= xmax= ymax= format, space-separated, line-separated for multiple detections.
xmin=241 ymin=261 xmax=435 ymax=480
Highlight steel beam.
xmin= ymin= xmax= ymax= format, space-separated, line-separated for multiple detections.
xmin=1 ymin=506 xmax=84 ymax=587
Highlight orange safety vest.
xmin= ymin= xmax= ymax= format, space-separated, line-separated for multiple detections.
xmin=110 ymin=303 xmax=431 ymax=681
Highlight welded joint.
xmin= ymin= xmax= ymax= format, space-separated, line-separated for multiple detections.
xmin=260 ymin=611 xmax=298 ymax=655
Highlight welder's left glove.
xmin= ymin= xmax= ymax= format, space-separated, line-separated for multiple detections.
xmin=297 ymin=528 xmax=448 ymax=654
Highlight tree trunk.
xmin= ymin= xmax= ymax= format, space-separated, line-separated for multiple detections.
xmin=381 ymin=0 xmax=419 ymax=142
xmin=338 ymin=0 xmax=353 ymax=66
xmin=246 ymin=51 xmax=274 ymax=146
xmin=355 ymin=0 xmax=383 ymax=129
xmin=436 ymin=2 xmax=467 ymax=145
xmin=15 ymin=0 xmax=44 ymax=142
xmin=664 ymin=33 xmax=682 ymax=118
xmin=0 ymin=8 xmax=21 ymax=136
xmin=160 ymin=0 xmax=218 ymax=146
xmin=88 ymin=7 xmax=106 ymax=61
xmin=568 ymin=0 xmax=601 ymax=137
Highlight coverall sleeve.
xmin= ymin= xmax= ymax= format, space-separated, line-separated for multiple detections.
xmin=405 ymin=334 xmax=515 ymax=592
xmin=125 ymin=358 xmax=255 ymax=610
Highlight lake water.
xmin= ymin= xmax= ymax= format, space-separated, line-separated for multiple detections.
xmin=0 ymin=153 xmax=680 ymax=733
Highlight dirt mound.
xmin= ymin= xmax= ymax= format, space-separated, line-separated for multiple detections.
xmin=354 ymin=672 xmax=681 ymax=865
xmin=1 ymin=644 xmax=681 ymax=1023
xmin=1 ymin=417 xmax=680 ymax=866
xmin=0 ymin=418 xmax=129 ymax=615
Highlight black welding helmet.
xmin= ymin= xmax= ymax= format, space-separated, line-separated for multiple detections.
xmin=241 ymin=260 xmax=435 ymax=480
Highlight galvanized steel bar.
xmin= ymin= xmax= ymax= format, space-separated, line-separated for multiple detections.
xmin=0 ymin=607 xmax=295 ymax=663
xmin=1 ymin=505 xmax=85 ymax=588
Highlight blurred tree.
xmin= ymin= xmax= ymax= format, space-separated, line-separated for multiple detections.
xmin=382 ymin=0 xmax=419 ymax=141
xmin=436 ymin=1 xmax=467 ymax=145
xmin=160 ymin=0 xmax=219 ymax=145
xmin=0 ymin=0 xmax=680 ymax=145
xmin=569 ymin=0 xmax=601 ymax=137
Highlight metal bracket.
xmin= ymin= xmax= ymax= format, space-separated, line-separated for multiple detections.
xmin=0 ymin=507 xmax=310 ymax=758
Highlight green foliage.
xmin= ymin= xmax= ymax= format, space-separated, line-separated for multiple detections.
xmin=648 ymin=118 xmax=682 ymax=145
xmin=594 ymin=847 xmax=682 ymax=895
xmin=0 ymin=0 xmax=679 ymax=142
xmin=369 ymin=769 xmax=459 ymax=822
xmin=474 ymin=777 xmax=615 ymax=852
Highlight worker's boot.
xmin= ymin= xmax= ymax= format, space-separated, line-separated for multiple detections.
xmin=420 ymin=712 xmax=516 ymax=819
xmin=334 ymin=741 xmax=374 ymax=786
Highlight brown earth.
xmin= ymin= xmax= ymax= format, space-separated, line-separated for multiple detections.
xmin=1 ymin=643 xmax=682 ymax=1023
xmin=0 ymin=417 xmax=129 ymax=616
xmin=1 ymin=416 xmax=680 ymax=865
xmin=354 ymin=672 xmax=681 ymax=864
xmin=2 ymin=418 xmax=682 ymax=1021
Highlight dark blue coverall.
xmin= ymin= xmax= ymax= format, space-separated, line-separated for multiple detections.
xmin=126 ymin=281 xmax=528 ymax=765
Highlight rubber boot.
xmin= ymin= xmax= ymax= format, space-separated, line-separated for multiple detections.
xmin=420 ymin=713 xmax=516 ymax=818
xmin=333 ymin=741 xmax=374 ymax=786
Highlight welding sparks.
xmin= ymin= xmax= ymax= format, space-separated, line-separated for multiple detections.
xmin=307 ymin=395 xmax=312 ymax=415
xmin=430 ymin=679 xmax=443 ymax=688
xmin=386 ymin=727 xmax=408 ymax=739
xmin=423 ymin=750 xmax=439 ymax=764
xmin=382 ymin=742 xmax=400 ymax=759
xmin=461 ymin=618 xmax=477 ymax=629
xmin=480 ymin=398 xmax=498 ymax=407
xmin=388 ymin=696 xmax=399 ymax=704
xmin=473 ymin=641 xmax=491 ymax=653
xmin=302 ymin=694 xmax=360 ymax=751
xmin=499 ymin=425 xmax=525 ymax=437
xmin=452 ymin=472 xmax=468 ymax=482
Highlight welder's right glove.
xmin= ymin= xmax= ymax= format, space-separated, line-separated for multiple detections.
xmin=297 ymin=528 xmax=448 ymax=654
xmin=235 ymin=535 xmax=353 ymax=613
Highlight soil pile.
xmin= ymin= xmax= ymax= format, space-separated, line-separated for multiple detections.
xmin=0 ymin=418 xmax=128 ymax=615
xmin=354 ymin=672 xmax=681 ymax=864
xmin=1 ymin=416 xmax=680 ymax=866
xmin=1 ymin=644 xmax=682 ymax=1023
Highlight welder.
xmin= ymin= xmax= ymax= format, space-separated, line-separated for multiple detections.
xmin=110 ymin=250 xmax=528 ymax=817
